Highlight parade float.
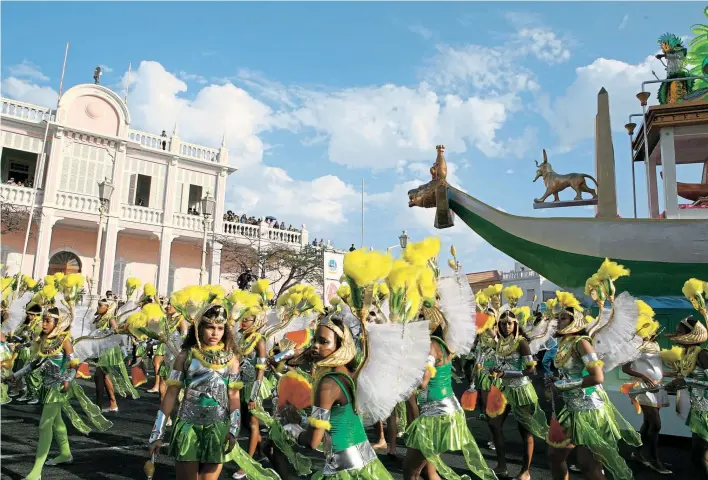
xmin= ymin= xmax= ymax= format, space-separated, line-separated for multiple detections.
xmin=407 ymin=12 xmax=708 ymax=437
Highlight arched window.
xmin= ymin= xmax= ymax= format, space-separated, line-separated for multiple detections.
xmin=48 ymin=251 xmax=82 ymax=275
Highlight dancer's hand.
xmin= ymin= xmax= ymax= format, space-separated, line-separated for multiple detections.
xmin=2 ymin=374 xmax=15 ymax=384
xmin=643 ymin=377 xmax=659 ymax=388
xmin=62 ymin=381 xmax=71 ymax=392
xmin=224 ymin=433 xmax=237 ymax=453
xmin=248 ymin=401 xmax=256 ymax=410
xmin=147 ymin=439 xmax=163 ymax=457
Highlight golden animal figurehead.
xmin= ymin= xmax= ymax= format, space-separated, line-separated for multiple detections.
xmin=533 ymin=149 xmax=552 ymax=183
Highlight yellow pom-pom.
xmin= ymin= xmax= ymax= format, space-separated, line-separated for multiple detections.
xmin=143 ymin=283 xmax=157 ymax=297
xmin=503 ymin=285 xmax=523 ymax=303
xmin=556 ymin=291 xmax=581 ymax=311
xmin=682 ymin=278 xmax=705 ymax=299
xmin=597 ymin=258 xmax=630 ymax=282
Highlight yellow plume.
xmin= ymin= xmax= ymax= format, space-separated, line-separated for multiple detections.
xmin=597 ymin=258 xmax=630 ymax=282
xmin=682 ymin=278 xmax=705 ymax=299
xmin=503 ymin=285 xmax=523 ymax=303
xmin=660 ymin=346 xmax=684 ymax=365
xmin=556 ymin=291 xmax=581 ymax=311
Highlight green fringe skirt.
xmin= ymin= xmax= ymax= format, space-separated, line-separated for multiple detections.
xmin=97 ymin=346 xmax=140 ymax=399
xmin=549 ymin=389 xmax=640 ymax=480
xmin=687 ymin=407 xmax=708 ymax=442
xmin=40 ymin=382 xmax=113 ymax=435
xmin=405 ymin=400 xmax=497 ymax=480
xmin=312 ymin=457 xmax=393 ymax=479
xmin=502 ymin=381 xmax=549 ymax=439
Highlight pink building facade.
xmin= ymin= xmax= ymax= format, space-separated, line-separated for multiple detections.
xmin=1 ymin=82 xmax=308 ymax=296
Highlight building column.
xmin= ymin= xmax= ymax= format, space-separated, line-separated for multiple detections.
xmin=645 ymin=146 xmax=660 ymax=218
xmin=659 ymin=127 xmax=678 ymax=219
xmin=209 ymin=241 xmax=222 ymax=285
xmin=212 ymin=168 xmax=227 ymax=237
xmin=32 ymin=211 xmax=61 ymax=278
xmin=157 ymin=228 xmax=174 ymax=294
xmin=98 ymin=220 xmax=121 ymax=295
xmin=163 ymin=157 xmax=179 ymax=228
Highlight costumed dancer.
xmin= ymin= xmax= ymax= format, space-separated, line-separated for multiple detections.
xmin=401 ymin=239 xmax=497 ymax=480
xmin=146 ymin=286 xmax=279 ymax=480
xmin=282 ymin=247 xmax=430 ymax=480
xmin=546 ymin=259 xmax=643 ymax=480
xmin=5 ymin=275 xmax=113 ymax=480
xmin=141 ymin=283 xmax=166 ymax=393
xmin=10 ymin=303 xmax=44 ymax=403
xmin=233 ymin=279 xmax=277 ymax=479
xmin=154 ymin=299 xmax=188 ymax=402
xmin=484 ymin=285 xmax=551 ymax=480
xmin=620 ymin=300 xmax=671 ymax=474
xmin=662 ymin=278 xmax=708 ymax=479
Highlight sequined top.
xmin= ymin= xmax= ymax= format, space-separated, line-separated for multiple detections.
xmin=37 ymin=334 xmax=74 ymax=389
xmin=686 ymin=347 xmax=708 ymax=412
xmin=177 ymin=347 xmax=235 ymax=425
xmin=474 ymin=333 xmax=498 ymax=373
xmin=554 ymin=335 xmax=605 ymax=412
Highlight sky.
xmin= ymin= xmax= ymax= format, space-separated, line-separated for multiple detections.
xmin=2 ymin=1 xmax=706 ymax=275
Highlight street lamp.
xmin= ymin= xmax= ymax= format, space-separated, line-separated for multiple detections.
xmin=91 ymin=178 xmax=114 ymax=297
xmin=398 ymin=230 xmax=410 ymax=249
xmin=199 ymin=192 xmax=216 ymax=286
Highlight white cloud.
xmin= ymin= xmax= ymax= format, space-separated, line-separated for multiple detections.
xmin=1 ymin=77 xmax=58 ymax=107
xmin=99 ymin=64 xmax=114 ymax=73
xmin=516 ymin=28 xmax=571 ymax=64
xmin=539 ymin=55 xmax=664 ymax=150
xmin=7 ymin=60 xmax=49 ymax=81
xmin=178 ymin=71 xmax=208 ymax=85
xmin=506 ymin=169 xmax=514 ymax=174
xmin=409 ymin=25 xmax=433 ymax=40
xmin=619 ymin=14 xmax=629 ymax=30
xmin=224 ymin=165 xmax=360 ymax=230
xmin=121 ymin=61 xmax=272 ymax=167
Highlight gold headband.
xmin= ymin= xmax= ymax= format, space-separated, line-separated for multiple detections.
xmin=665 ymin=317 xmax=708 ymax=345
xmin=315 ymin=313 xmax=357 ymax=369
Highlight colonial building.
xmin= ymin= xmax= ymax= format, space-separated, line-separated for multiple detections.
xmin=0 ymin=82 xmax=308 ymax=296
xmin=500 ymin=261 xmax=563 ymax=307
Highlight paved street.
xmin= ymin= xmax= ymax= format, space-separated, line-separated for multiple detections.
xmin=0 ymin=377 xmax=697 ymax=479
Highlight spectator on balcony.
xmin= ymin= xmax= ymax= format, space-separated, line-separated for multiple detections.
xmin=7 ymin=177 xmax=15 ymax=185
xmin=349 ymin=244 xmax=356 ymax=252
xmin=240 ymin=214 xmax=247 ymax=223
xmin=279 ymin=221 xmax=285 ymax=229
xmin=160 ymin=130 xmax=167 ymax=151
xmin=137 ymin=198 xmax=145 ymax=207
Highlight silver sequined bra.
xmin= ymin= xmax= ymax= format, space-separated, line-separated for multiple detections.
xmin=558 ymin=355 xmax=605 ymax=412
xmin=178 ymin=357 xmax=230 ymax=424
xmin=41 ymin=353 xmax=69 ymax=388
xmin=689 ymin=366 xmax=708 ymax=413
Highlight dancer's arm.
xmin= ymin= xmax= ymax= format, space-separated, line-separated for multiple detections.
xmin=420 ymin=340 xmax=442 ymax=389
xmin=621 ymin=362 xmax=658 ymax=387
xmin=225 ymin=358 xmax=242 ymax=452
xmin=296 ymin=376 xmax=340 ymax=449
xmin=147 ymin=350 xmax=186 ymax=454
xmin=62 ymin=337 xmax=79 ymax=392
xmin=519 ymin=339 xmax=536 ymax=377
xmin=248 ymin=338 xmax=267 ymax=409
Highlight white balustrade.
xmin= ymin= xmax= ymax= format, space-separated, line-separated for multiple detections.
xmin=223 ymin=220 xmax=259 ymax=238
xmin=0 ymin=184 xmax=41 ymax=207
xmin=121 ymin=204 xmax=164 ymax=225
xmin=502 ymin=269 xmax=539 ymax=281
xmin=262 ymin=224 xmax=302 ymax=245
xmin=54 ymin=191 xmax=101 ymax=213
xmin=180 ymin=141 xmax=219 ymax=163
xmin=128 ymin=129 xmax=168 ymax=151
xmin=1 ymin=98 xmax=52 ymax=123
xmin=173 ymin=212 xmax=204 ymax=231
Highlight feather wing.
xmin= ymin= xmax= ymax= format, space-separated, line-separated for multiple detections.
xmin=2 ymin=292 xmax=33 ymax=334
xmin=437 ymin=271 xmax=476 ymax=356
xmin=355 ymin=320 xmax=429 ymax=426
xmin=591 ymin=292 xmax=642 ymax=372
xmin=524 ymin=319 xmax=558 ymax=355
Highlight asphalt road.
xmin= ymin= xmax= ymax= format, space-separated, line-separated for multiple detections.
xmin=0 ymin=376 xmax=697 ymax=480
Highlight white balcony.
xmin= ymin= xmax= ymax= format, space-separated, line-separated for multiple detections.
xmin=223 ymin=220 xmax=260 ymax=238
xmin=121 ymin=204 xmax=164 ymax=225
xmin=128 ymin=129 xmax=168 ymax=152
xmin=502 ymin=269 xmax=540 ymax=281
xmin=54 ymin=191 xmax=101 ymax=214
xmin=1 ymin=98 xmax=52 ymax=123
xmin=179 ymin=141 xmax=219 ymax=163
xmin=0 ymin=183 xmax=41 ymax=207
xmin=173 ymin=212 xmax=204 ymax=231
xmin=222 ymin=220 xmax=304 ymax=246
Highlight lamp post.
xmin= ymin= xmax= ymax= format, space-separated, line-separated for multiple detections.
xmin=398 ymin=230 xmax=410 ymax=249
xmin=91 ymin=178 xmax=114 ymax=297
xmin=199 ymin=192 xmax=216 ymax=286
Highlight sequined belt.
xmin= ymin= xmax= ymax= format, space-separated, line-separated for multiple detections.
xmin=562 ymin=385 xmax=605 ymax=412
xmin=502 ymin=376 xmax=530 ymax=388
xmin=324 ymin=440 xmax=377 ymax=474
xmin=178 ymin=396 xmax=228 ymax=424
xmin=689 ymin=387 xmax=708 ymax=412
xmin=420 ymin=395 xmax=462 ymax=417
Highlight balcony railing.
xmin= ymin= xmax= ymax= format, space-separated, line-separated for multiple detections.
xmin=180 ymin=141 xmax=219 ymax=163
xmin=0 ymin=183 xmax=41 ymax=207
xmin=121 ymin=204 xmax=164 ymax=225
xmin=222 ymin=220 xmax=304 ymax=246
xmin=128 ymin=129 xmax=168 ymax=152
xmin=173 ymin=212 xmax=204 ymax=231
xmin=223 ymin=221 xmax=260 ymax=238
xmin=1 ymin=98 xmax=52 ymax=123
xmin=502 ymin=269 xmax=540 ymax=281
xmin=55 ymin=191 xmax=101 ymax=214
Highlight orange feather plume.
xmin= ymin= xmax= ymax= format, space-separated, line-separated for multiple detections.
xmin=486 ymin=385 xmax=507 ymax=418
xmin=277 ymin=370 xmax=313 ymax=410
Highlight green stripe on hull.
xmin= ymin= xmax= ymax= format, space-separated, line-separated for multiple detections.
xmin=450 ymin=198 xmax=708 ymax=297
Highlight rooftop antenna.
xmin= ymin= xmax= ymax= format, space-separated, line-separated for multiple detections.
xmin=93 ymin=66 xmax=102 ymax=85
xmin=123 ymin=62 xmax=132 ymax=104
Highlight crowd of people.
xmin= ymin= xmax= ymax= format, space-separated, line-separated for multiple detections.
xmin=1 ymin=242 xmax=707 ymax=480
xmin=223 ymin=212 xmax=301 ymax=233
xmin=5 ymin=177 xmax=34 ymax=188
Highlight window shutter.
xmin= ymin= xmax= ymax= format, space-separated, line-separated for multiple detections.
xmin=148 ymin=175 xmax=158 ymax=209
xmin=128 ymin=174 xmax=137 ymax=205
xmin=181 ymin=183 xmax=189 ymax=213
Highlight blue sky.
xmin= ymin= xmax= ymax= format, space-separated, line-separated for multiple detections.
xmin=2 ymin=2 xmax=705 ymax=274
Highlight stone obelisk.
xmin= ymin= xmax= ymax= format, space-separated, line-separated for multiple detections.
xmin=595 ymin=87 xmax=618 ymax=218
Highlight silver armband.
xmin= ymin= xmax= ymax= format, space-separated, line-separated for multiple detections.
xmin=256 ymin=357 xmax=267 ymax=367
xmin=167 ymin=370 xmax=184 ymax=383
xmin=149 ymin=410 xmax=168 ymax=444
xmin=273 ymin=349 xmax=295 ymax=363
xmin=66 ymin=352 xmax=78 ymax=363
xmin=14 ymin=363 xmax=32 ymax=380
xmin=228 ymin=371 xmax=241 ymax=383
xmin=521 ymin=355 xmax=534 ymax=364
xmin=311 ymin=406 xmax=331 ymax=422
xmin=228 ymin=409 xmax=242 ymax=437
xmin=581 ymin=352 xmax=599 ymax=366
xmin=63 ymin=369 xmax=77 ymax=383
xmin=249 ymin=379 xmax=262 ymax=402
xmin=427 ymin=355 xmax=436 ymax=367
xmin=502 ymin=370 xmax=524 ymax=378
xmin=554 ymin=379 xmax=584 ymax=391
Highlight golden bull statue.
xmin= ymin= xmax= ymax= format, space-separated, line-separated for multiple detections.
xmin=533 ymin=149 xmax=598 ymax=203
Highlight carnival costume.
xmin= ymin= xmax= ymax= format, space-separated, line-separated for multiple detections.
xmin=10 ymin=303 xmax=43 ymax=402
xmin=10 ymin=275 xmax=113 ymax=480
xmin=396 ymin=240 xmax=497 ymax=480
xmin=146 ymin=285 xmax=279 ymax=479
xmin=546 ymin=259 xmax=642 ymax=480
xmin=662 ymin=278 xmax=708 ymax=442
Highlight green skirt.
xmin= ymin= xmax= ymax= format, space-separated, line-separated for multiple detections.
xmin=97 ymin=346 xmax=140 ymax=399
xmin=243 ymin=374 xmax=276 ymax=405
xmin=550 ymin=389 xmax=640 ymax=480
xmin=475 ymin=368 xmax=501 ymax=392
xmin=251 ymin=406 xmax=313 ymax=476
xmin=40 ymin=382 xmax=113 ymax=435
xmin=687 ymin=407 xmax=708 ymax=442
xmin=169 ymin=418 xmax=230 ymax=463
xmin=0 ymin=382 xmax=8 ymax=404
xmin=405 ymin=402 xmax=497 ymax=480
xmin=154 ymin=343 xmax=166 ymax=356
xmin=503 ymin=381 xmax=549 ymax=439
xmin=312 ymin=457 xmax=393 ymax=479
